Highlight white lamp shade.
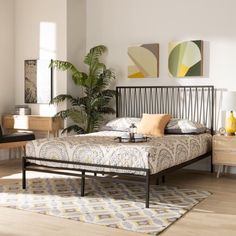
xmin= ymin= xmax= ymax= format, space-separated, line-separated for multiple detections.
xmin=222 ymin=91 xmax=236 ymax=111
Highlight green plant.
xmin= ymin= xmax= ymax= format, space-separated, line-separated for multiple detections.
xmin=50 ymin=45 xmax=116 ymax=134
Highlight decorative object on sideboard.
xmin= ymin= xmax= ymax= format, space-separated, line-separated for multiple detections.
xmin=168 ymin=40 xmax=203 ymax=77
xmin=128 ymin=43 xmax=159 ymax=78
xmin=14 ymin=105 xmax=31 ymax=115
xmin=218 ymin=127 xmax=226 ymax=135
xmin=222 ymin=91 xmax=236 ymax=136
xmin=24 ymin=59 xmax=53 ymax=104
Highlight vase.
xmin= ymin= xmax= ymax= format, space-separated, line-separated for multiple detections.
xmin=225 ymin=111 xmax=236 ymax=135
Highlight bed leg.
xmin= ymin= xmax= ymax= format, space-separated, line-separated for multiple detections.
xmin=162 ymin=175 xmax=166 ymax=183
xmin=155 ymin=177 xmax=159 ymax=185
xmin=211 ymin=154 xmax=214 ymax=173
xmin=22 ymin=156 xmax=26 ymax=189
xmin=145 ymin=170 xmax=150 ymax=208
xmin=81 ymin=171 xmax=85 ymax=197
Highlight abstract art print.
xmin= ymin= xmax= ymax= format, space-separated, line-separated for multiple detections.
xmin=128 ymin=43 xmax=159 ymax=78
xmin=24 ymin=59 xmax=53 ymax=104
xmin=168 ymin=40 xmax=203 ymax=77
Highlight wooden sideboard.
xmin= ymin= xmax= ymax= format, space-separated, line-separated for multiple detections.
xmin=2 ymin=115 xmax=64 ymax=138
xmin=213 ymin=134 xmax=236 ymax=178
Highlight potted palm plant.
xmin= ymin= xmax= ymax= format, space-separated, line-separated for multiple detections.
xmin=50 ymin=45 xmax=116 ymax=134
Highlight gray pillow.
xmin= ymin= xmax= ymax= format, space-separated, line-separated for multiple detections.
xmin=165 ymin=118 xmax=206 ymax=134
xmin=101 ymin=117 xmax=141 ymax=132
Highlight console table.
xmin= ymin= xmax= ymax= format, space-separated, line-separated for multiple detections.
xmin=2 ymin=115 xmax=64 ymax=138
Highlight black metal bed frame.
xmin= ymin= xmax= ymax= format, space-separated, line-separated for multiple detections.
xmin=22 ymin=85 xmax=214 ymax=208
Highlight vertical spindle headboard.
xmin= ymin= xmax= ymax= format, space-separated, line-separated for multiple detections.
xmin=116 ymin=86 xmax=214 ymax=134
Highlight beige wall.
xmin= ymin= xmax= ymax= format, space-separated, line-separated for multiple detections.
xmin=0 ymin=0 xmax=15 ymax=159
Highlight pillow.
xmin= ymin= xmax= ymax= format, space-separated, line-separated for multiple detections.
xmin=137 ymin=114 xmax=171 ymax=137
xmin=101 ymin=117 xmax=141 ymax=132
xmin=165 ymin=118 xmax=206 ymax=134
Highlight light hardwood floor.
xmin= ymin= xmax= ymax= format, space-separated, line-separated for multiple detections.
xmin=0 ymin=160 xmax=236 ymax=236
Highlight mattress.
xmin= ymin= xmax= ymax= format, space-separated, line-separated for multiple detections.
xmin=25 ymin=131 xmax=212 ymax=176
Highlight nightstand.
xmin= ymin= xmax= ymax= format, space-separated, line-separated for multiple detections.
xmin=213 ymin=134 xmax=236 ymax=178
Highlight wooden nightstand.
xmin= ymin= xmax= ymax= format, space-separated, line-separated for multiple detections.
xmin=2 ymin=115 xmax=64 ymax=138
xmin=213 ymin=134 xmax=236 ymax=178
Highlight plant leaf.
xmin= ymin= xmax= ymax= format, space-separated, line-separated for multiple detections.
xmin=61 ymin=125 xmax=85 ymax=134
xmin=50 ymin=60 xmax=86 ymax=85
xmin=51 ymin=94 xmax=76 ymax=104
xmin=84 ymin=45 xmax=107 ymax=66
xmin=51 ymin=45 xmax=116 ymax=134
xmin=98 ymin=107 xmax=115 ymax=114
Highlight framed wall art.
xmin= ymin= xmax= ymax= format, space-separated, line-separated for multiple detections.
xmin=128 ymin=43 xmax=159 ymax=78
xmin=168 ymin=40 xmax=203 ymax=77
xmin=24 ymin=59 xmax=53 ymax=104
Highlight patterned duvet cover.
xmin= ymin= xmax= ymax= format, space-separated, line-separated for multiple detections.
xmin=26 ymin=131 xmax=212 ymax=176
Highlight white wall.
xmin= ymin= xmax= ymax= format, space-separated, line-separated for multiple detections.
xmin=66 ymin=0 xmax=87 ymax=129
xmin=14 ymin=0 xmax=86 ymax=117
xmin=0 ymin=0 xmax=15 ymax=159
xmin=0 ymin=0 xmax=86 ymax=159
xmin=15 ymin=0 xmax=68 ymax=115
xmin=67 ymin=0 xmax=86 ymax=97
xmin=87 ymin=0 xmax=236 ymax=90
xmin=86 ymin=0 xmax=236 ymax=172
xmin=0 ymin=0 xmax=15 ymax=116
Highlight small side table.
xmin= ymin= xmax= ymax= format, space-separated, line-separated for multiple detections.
xmin=213 ymin=134 xmax=236 ymax=178
xmin=2 ymin=114 xmax=64 ymax=138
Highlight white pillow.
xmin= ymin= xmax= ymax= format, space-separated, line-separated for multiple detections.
xmin=165 ymin=118 xmax=206 ymax=134
xmin=101 ymin=117 xmax=141 ymax=132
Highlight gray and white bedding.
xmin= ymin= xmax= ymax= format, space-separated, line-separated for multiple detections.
xmin=25 ymin=131 xmax=212 ymax=176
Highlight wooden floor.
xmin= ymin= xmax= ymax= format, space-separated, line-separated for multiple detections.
xmin=0 ymin=160 xmax=236 ymax=236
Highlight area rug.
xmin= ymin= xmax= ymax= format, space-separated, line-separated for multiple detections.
xmin=0 ymin=177 xmax=210 ymax=235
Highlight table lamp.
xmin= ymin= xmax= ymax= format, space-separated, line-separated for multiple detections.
xmin=222 ymin=91 xmax=236 ymax=135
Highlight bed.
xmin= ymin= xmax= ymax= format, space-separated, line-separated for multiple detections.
xmin=22 ymin=86 xmax=214 ymax=208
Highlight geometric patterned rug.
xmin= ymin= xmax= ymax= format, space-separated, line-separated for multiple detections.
xmin=0 ymin=177 xmax=211 ymax=235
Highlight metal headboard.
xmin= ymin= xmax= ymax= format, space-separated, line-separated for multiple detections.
xmin=116 ymin=85 xmax=214 ymax=134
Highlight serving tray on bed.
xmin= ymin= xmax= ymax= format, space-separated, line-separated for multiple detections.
xmin=114 ymin=136 xmax=150 ymax=143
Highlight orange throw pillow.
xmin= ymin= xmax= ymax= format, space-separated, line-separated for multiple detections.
xmin=137 ymin=114 xmax=171 ymax=137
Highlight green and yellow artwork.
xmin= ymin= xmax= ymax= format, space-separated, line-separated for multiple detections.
xmin=128 ymin=43 xmax=159 ymax=78
xmin=168 ymin=40 xmax=203 ymax=77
